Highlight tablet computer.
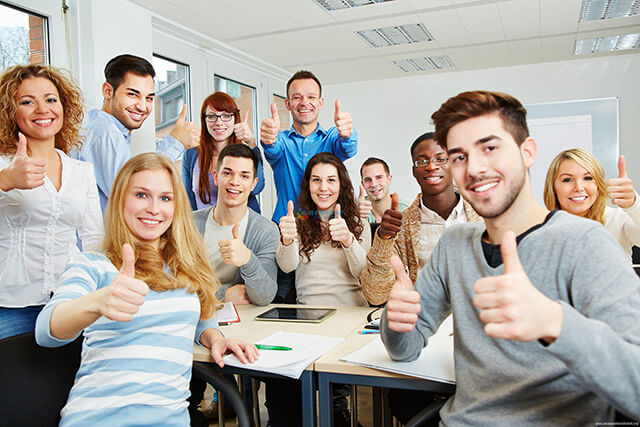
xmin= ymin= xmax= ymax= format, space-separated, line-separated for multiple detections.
xmin=255 ymin=307 xmax=337 ymax=323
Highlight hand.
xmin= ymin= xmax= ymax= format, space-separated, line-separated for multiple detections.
xmin=96 ymin=244 xmax=149 ymax=322
xmin=0 ymin=132 xmax=46 ymax=191
xmin=334 ymin=99 xmax=353 ymax=138
xmin=378 ymin=193 xmax=402 ymax=240
xmin=328 ymin=203 xmax=353 ymax=247
xmin=218 ymin=224 xmax=251 ymax=267
xmin=260 ymin=103 xmax=280 ymax=145
xmin=608 ymin=155 xmax=636 ymax=209
xmin=224 ymin=284 xmax=251 ymax=305
xmin=169 ymin=104 xmax=200 ymax=149
xmin=279 ymin=200 xmax=297 ymax=246
xmin=357 ymin=184 xmax=372 ymax=219
xmin=473 ymin=231 xmax=563 ymax=343
xmin=386 ymin=255 xmax=420 ymax=332
xmin=210 ymin=336 xmax=259 ymax=368
xmin=233 ymin=111 xmax=256 ymax=148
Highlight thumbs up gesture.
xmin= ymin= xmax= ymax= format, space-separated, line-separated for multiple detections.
xmin=334 ymin=99 xmax=353 ymax=138
xmin=233 ymin=111 xmax=256 ymax=148
xmin=473 ymin=231 xmax=563 ymax=343
xmin=0 ymin=132 xmax=47 ymax=192
xmin=378 ymin=193 xmax=403 ymax=240
xmin=386 ymin=255 xmax=420 ymax=332
xmin=607 ymin=155 xmax=636 ymax=208
xmin=99 ymin=244 xmax=149 ymax=322
xmin=329 ymin=203 xmax=353 ymax=247
xmin=357 ymin=184 xmax=373 ymax=219
xmin=279 ymin=200 xmax=297 ymax=246
xmin=218 ymin=224 xmax=251 ymax=267
xmin=170 ymin=104 xmax=200 ymax=149
xmin=260 ymin=103 xmax=280 ymax=145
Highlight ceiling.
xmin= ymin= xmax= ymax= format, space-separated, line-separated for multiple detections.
xmin=130 ymin=0 xmax=640 ymax=84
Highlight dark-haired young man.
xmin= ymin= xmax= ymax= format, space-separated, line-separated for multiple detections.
xmin=382 ymin=91 xmax=640 ymax=424
xmin=260 ymin=70 xmax=358 ymax=222
xmin=73 ymin=54 xmax=199 ymax=211
xmin=360 ymin=132 xmax=480 ymax=306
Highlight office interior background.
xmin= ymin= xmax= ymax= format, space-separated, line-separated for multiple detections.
xmin=1 ymin=0 xmax=639 ymax=217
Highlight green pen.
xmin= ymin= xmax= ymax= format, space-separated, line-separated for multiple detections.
xmin=255 ymin=344 xmax=292 ymax=351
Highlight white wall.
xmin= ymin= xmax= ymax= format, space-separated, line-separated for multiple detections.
xmin=321 ymin=53 xmax=640 ymax=203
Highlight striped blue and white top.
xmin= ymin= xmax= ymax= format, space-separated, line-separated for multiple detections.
xmin=35 ymin=251 xmax=218 ymax=426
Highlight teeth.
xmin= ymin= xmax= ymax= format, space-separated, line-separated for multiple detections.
xmin=569 ymin=196 xmax=587 ymax=201
xmin=227 ymin=189 xmax=240 ymax=194
xmin=317 ymin=194 xmax=331 ymax=199
xmin=426 ymin=177 xmax=442 ymax=182
xmin=140 ymin=219 xmax=160 ymax=225
xmin=34 ymin=119 xmax=53 ymax=124
xmin=473 ymin=182 xmax=498 ymax=192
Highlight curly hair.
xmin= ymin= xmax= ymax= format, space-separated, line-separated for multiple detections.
xmin=297 ymin=152 xmax=362 ymax=262
xmin=0 ymin=64 xmax=84 ymax=156
xmin=197 ymin=92 xmax=241 ymax=205
xmin=104 ymin=153 xmax=220 ymax=319
xmin=543 ymin=148 xmax=608 ymax=224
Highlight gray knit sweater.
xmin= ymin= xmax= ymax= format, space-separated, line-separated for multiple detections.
xmin=193 ymin=207 xmax=279 ymax=305
xmin=382 ymin=210 xmax=640 ymax=425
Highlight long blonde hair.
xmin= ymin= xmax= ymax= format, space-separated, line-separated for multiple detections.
xmin=543 ymin=148 xmax=608 ymax=224
xmin=104 ymin=153 xmax=219 ymax=319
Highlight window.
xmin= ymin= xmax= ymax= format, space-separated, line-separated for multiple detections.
xmin=152 ymin=54 xmax=190 ymax=141
xmin=214 ymin=75 xmax=256 ymax=134
xmin=0 ymin=2 xmax=48 ymax=73
xmin=273 ymin=94 xmax=291 ymax=131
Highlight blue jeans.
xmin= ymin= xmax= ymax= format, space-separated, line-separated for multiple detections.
xmin=0 ymin=305 xmax=44 ymax=340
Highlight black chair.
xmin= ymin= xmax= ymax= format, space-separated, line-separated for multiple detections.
xmin=404 ymin=400 xmax=446 ymax=427
xmin=0 ymin=332 xmax=83 ymax=427
xmin=192 ymin=361 xmax=252 ymax=427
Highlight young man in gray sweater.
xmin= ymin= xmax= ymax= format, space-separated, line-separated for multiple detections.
xmin=381 ymin=90 xmax=640 ymax=425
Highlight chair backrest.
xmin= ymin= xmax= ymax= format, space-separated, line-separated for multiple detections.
xmin=0 ymin=332 xmax=82 ymax=427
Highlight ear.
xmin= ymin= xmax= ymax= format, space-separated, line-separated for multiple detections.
xmin=250 ymin=176 xmax=258 ymax=192
xmin=102 ymin=82 xmax=114 ymax=100
xmin=212 ymin=169 xmax=218 ymax=186
xmin=388 ymin=174 xmax=393 ymax=184
xmin=318 ymin=97 xmax=324 ymax=110
xmin=284 ymin=99 xmax=291 ymax=112
xmin=520 ymin=137 xmax=537 ymax=169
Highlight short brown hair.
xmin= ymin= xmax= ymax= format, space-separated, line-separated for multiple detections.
xmin=360 ymin=157 xmax=390 ymax=177
xmin=431 ymin=91 xmax=529 ymax=149
xmin=286 ymin=70 xmax=322 ymax=98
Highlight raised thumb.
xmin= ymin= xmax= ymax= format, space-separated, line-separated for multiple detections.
xmin=270 ymin=103 xmax=280 ymax=123
xmin=359 ymin=184 xmax=366 ymax=201
xmin=334 ymin=203 xmax=341 ymax=218
xmin=287 ymin=200 xmax=294 ymax=217
xmin=500 ymin=230 xmax=523 ymax=275
xmin=232 ymin=223 xmax=240 ymax=239
xmin=120 ymin=243 xmax=136 ymax=277
xmin=177 ymin=104 xmax=188 ymax=122
xmin=242 ymin=110 xmax=249 ymax=123
xmin=16 ymin=132 xmax=28 ymax=157
xmin=391 ymin=193 xmax=399 ymax=210
xmin=334 ymin=99 xmax=342 ymax=118
xmin=618 ymin=155 xmax=627 ymax=179
xmin=390 ymin=255 xmax=411 ymax=288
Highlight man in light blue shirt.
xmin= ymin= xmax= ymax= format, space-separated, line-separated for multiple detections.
xmin=260 ymin=70 xmax=358 ymax=222
xmin=73 ymin=54 xmax=198 ymax=211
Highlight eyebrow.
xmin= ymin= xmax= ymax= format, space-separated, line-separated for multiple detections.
xmin=17 ymin=93 xmax=58 ymax=99
xmin=447 ymin=135 xmax=500 ymax=155
xmin=311 ymin=174 xmax=337 ymax=178
xmin=125 ymin=87 xmax=155 ymax=97
xmin=222 ymin=167 xmax=252 ymax=174
xmin=132 ymin=185 xmax=173 ymax=194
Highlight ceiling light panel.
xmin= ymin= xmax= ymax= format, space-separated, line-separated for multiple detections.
xmin=356 ymin=23 xmax=433 ymax=48
xmin=579 ymin=0 xmax=640 ymax=22
xmin=313 ymin=0 xmax=395 ymax=12
xmin=393 ymin=55 xmax=454 ymax=72
xmin=575 ymin=32 xmax=640 ymax=53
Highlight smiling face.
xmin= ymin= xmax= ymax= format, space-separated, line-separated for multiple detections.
xmin=412 ymin=138 xmax=453 ymax=197
xmin=205 ymin=106 xmax=236 ymax=143
xmin=103 ymin=72 xmax=154 ymax=130
xmin=446 ymin=113 xmax=533 ymax=219
xmin=15 ymin=77 xmax=63 ymax=143
xmin=553 ymin=159 xmax=598 ymax=217
xmin=213 ymin=155 xmax=258 ymax=209
xmin=361 ymin=162 xmax=391 ymax=202
xmin=285 ymin=78 xmax=324 ymax=127
xmin=123 ymin=169 xmax=175 ymax=249
xmin=309 ymin=163 xmax=340 ymax=211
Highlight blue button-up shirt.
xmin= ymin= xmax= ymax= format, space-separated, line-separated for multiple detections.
xmin=261 ymin=124 xmax=357 ymax=222
xmin=72 ymin=109 xmax=184 ymax=211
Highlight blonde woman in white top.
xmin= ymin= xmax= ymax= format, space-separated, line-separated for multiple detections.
xmin=544 ymin=148 xmax=640 ymax=258
xmin=0 ymin=64 xmax=103 ymax=339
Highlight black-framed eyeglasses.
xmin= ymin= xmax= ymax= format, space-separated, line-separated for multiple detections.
xmin=204 ymin=113 xmax=234 ymax=123
xmin=413 ymin=157 xmax=448 ymax=168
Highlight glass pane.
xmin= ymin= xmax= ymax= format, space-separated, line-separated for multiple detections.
xmin=214 ymin=75 xmax=256 ymax=134
xmin=273 ymin=94 xmax=291 ymax=132
xmin=0 ymin=3 xmax=48 ymax=73
xmin=152 ymin=55 xmax=190 ymax=142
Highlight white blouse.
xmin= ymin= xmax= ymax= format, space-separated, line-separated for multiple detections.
xmin=0 ymin=150 xmax=104 ymax=307
xmin=603 ymin=195 xmax=640 ymax=259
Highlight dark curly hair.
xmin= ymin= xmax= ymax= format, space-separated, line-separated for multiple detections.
xmin=0 ymin=64 xmax=84 ymax=155
xmin=297 ymin=152 xmax=362 ymax=261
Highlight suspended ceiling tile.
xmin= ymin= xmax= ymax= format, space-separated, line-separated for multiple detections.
xmin=416 ymin=9 xmax=472 ymax=47
xmin=540 ymin=0 xmax=582 ymax=35
xmin=541 ymin=34 xmax=576 ymax=61
xmin=508 ymin=38 xmax=543 ymax=65
xmin=497 ymin=0 xmax=541 ymax=39
xmin=457 ymin=3 xmax=506 ymax=44
xmin=475 ymin=41 xmax=513 ymax=68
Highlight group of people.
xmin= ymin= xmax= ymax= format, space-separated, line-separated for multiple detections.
xmin=0 ymin=51 xmax=638 ymax=426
